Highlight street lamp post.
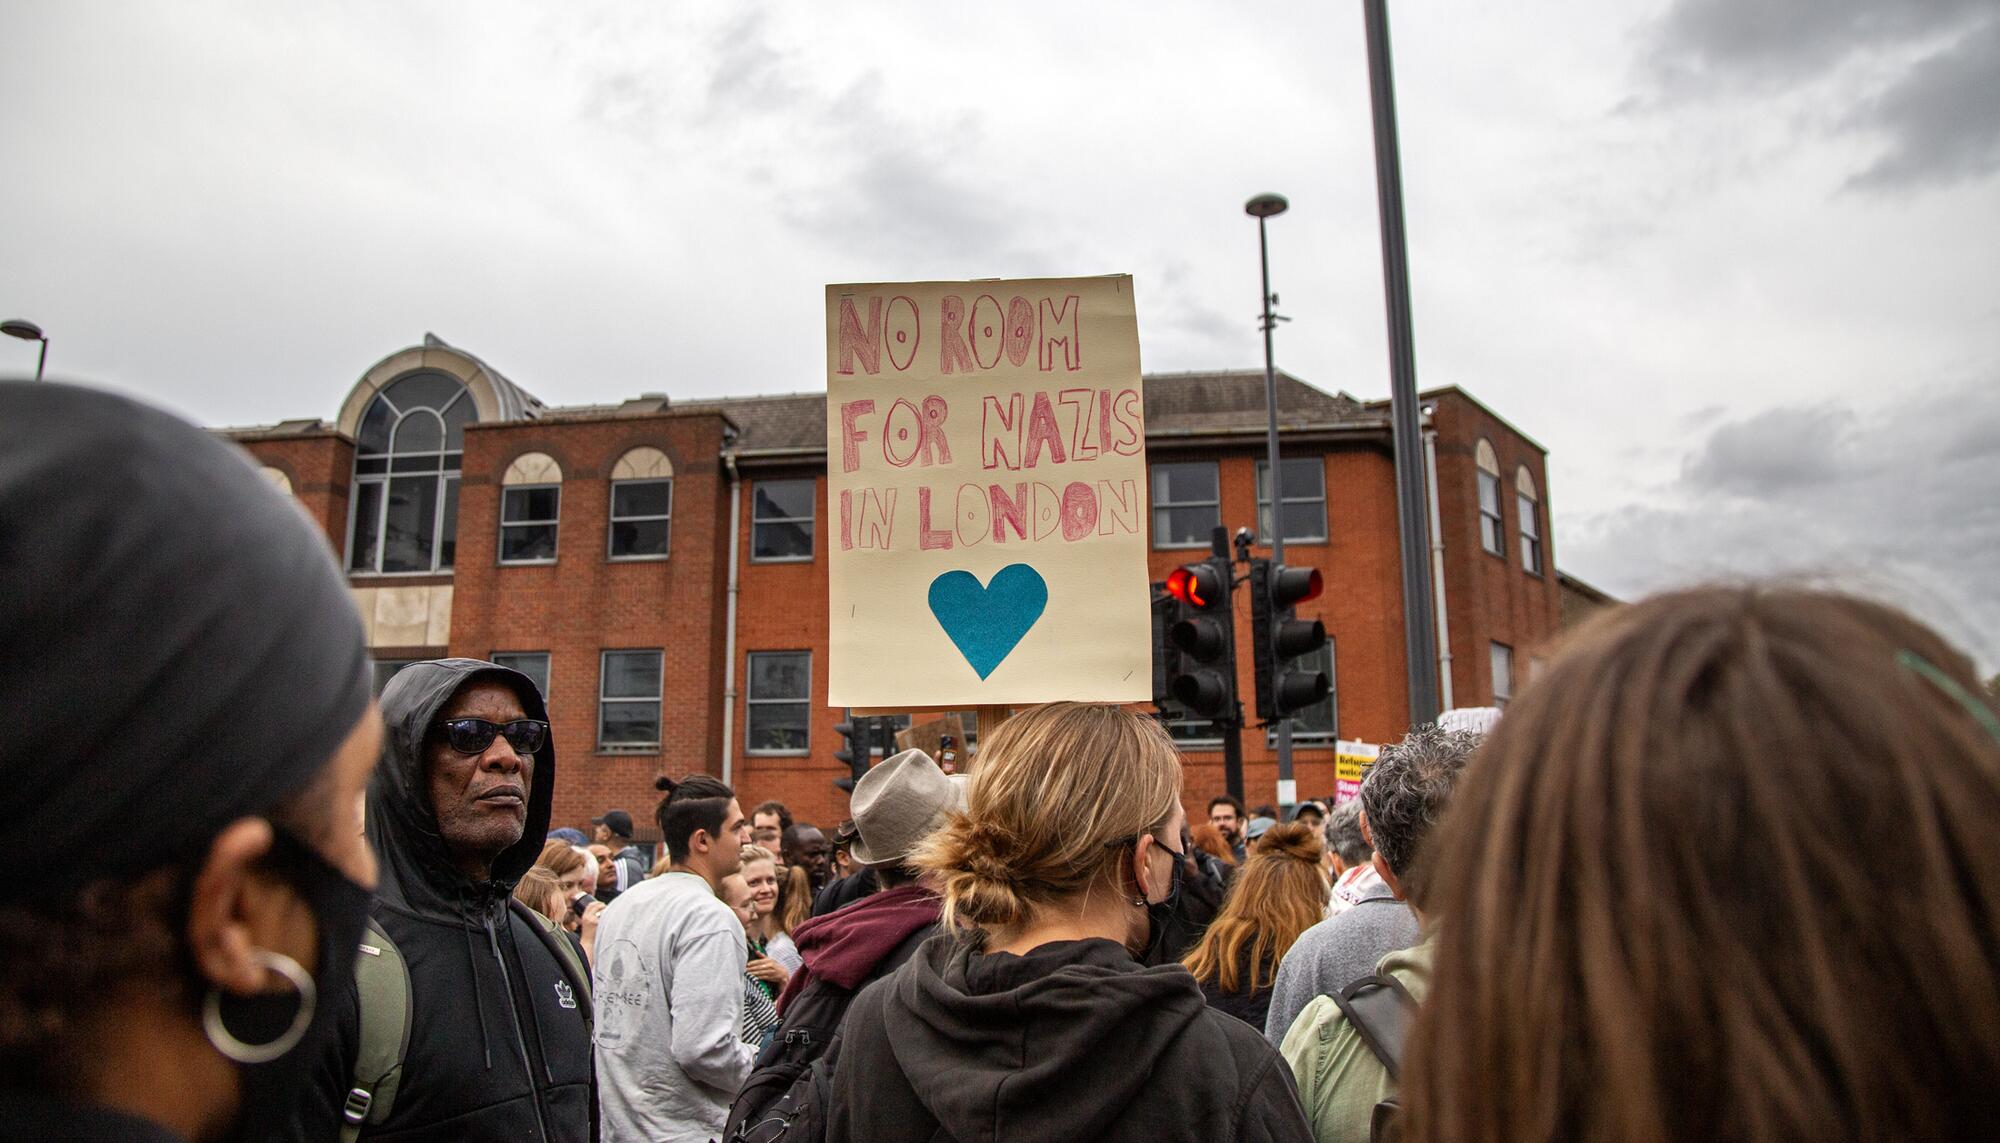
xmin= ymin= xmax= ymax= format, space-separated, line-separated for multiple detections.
xmin=1245 ymin=192 xmax=1298 ymax=806
xmin=1 ymin=320 xmax=49 ymax=382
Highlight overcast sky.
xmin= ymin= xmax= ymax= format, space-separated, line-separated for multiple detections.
xmin=4 ymin=1 xmax=1996 ymax=665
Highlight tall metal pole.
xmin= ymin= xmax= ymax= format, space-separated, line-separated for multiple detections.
xmin=33 ymin=339 xmax=46 ymax=383
xmin=1363 ymin=0 xmax=1441 ymax=726
xmin=1254 ymin=210 xmax=1297 ymax=805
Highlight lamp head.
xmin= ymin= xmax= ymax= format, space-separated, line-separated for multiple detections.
xmin=1 ymin=320 xmax=45 ymax=342
xmin=1245 ymin=193 xmax=1289 ymax=219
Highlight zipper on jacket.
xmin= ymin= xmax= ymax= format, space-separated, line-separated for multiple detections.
xmin=484 ymin=907 xmax=552 ymax=1143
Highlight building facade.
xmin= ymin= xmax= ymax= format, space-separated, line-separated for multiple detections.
xmin=226 ymin=334 xmax=1563 ymax=835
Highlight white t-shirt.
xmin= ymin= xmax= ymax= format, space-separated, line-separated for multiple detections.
xmin=593 ymin=871 xmax=757 ymax=1143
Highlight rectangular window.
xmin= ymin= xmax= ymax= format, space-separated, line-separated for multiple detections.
xmin=381 ymin=475 xmax=441 ymax=572
xmin=371 ymin=659 xmax=415 ymax=698
xmin=1161 ymin=700 xmax=1224 ymax=748
xmin=1256 ymin=458 xmax=1329 ymax=544
xmin=499 ymin=486 xmax=560 ymax=564
xmin=752 ymin=480 xmax=815 ymax=562
xmin=1491 ymin=641 xmax=1514 ymax=708
xmin=349 ymin=482 xmax=384 ymax=572
xmin=1478 ymin=471 xmax=1504 ymax=556
xmin=1150 ymin=462 xmax=1221 ymax=549
xmin=598 ymin=650 xmax=662 ymax=752
xmin=1518 ymin=494 xmax=1542 ymax=574
xmin=609 ymin=479 xmax=673 ymax=560
xmin=1267 ymin=641 xmax=1338 ymax=746
xmin=491 ymin=652 xmax=551 ymax=703
xmin=747 ymin=651 xmax=811 ymax=754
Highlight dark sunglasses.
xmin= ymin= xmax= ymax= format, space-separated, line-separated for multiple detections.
xmin=436 ymin=717 xmax=549 ymax=755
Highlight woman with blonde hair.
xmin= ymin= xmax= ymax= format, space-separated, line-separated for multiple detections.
xmin=825 ymin=702 xmax=1312 ymax=1142
xmin=1183 ymin=821 xmax=1328 ymax=1029
xmin=1403 ymin=586 xmax=2000 ymax=1143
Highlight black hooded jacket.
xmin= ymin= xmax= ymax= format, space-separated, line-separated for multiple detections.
xmin=827 ymin=931 xmax=1313 ymax=1143
xmin=288 ymin=659 xmax=594 ymax=1142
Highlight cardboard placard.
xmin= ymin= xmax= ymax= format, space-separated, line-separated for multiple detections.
xmin=824 ymin=276 xmax=1151 ymax=708
xmin=1334 ymin=740 xmax=1381 ymax=805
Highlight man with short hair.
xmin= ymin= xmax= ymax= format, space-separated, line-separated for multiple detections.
xmin=594 ymin=808 xmax=650 ymax=889
xmin=1265 ymin=725 xmax=1478 ymax=1060
xmin=1209 ymin=794 xmax=1247 ymax=862
xmin=1321 ymin=801 xmax=1382 ymax=916
xmin=593 ymin=774 xmax=755 ymax=1143
xmin=589 ymin=842 xmax=621 ymax=903
xmin=782 ymin=823 xmax=833 ymax=893
xmin=750 ymin=800 xmax=792 ymax=850
xmin=291 ymin=659 xmax=594 ymax=1141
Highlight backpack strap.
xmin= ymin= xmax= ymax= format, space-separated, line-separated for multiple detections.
xmin=342 ymin=918 xmax=412 ymax=1143
xmin=508 ymin=897 xmax=594 ymax=1032
xmin=1331 ymin=973 xmax=1418 ymax=1082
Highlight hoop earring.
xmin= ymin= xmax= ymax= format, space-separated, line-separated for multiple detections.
xmin=202 ymin=949 xmax=316 ymax=1065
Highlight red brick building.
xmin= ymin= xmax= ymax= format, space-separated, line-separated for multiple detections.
xmin=225 ymin=334 xmax=1562 ymax=836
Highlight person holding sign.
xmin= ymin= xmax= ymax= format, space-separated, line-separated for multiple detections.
xmin=823 ymin=703 xmax=1312 ymax=1142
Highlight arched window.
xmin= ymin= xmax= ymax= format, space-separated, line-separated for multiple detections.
xmin=500 ymin=452 xmax=562 ymax=564
xmin=348 ymin=372 xmax=471 ymax=573
xmin=1516 ymin=466 xmax=1542 ymax=575
xmin=1475 ymin=439 xmax=1503 ymax=557
xmin=609 ymin=447 xmax=674 ymax=560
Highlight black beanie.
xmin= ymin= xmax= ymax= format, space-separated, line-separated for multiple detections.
xmin=0 ymin=381 xmax=372 ymax=901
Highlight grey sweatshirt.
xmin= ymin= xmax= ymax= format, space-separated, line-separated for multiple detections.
xmin=1263 ymin=890 xmax=1421 ymax=1047
xmin=593 ymin=871 xmax=757 ymax=1143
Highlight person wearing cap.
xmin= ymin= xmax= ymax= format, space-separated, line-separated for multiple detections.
xmin=721 ymin=750 xmax=962 ymax=1141
xmin=593 ymin=809 xmax=650 ymax=892
xmin=0 ymin=383 xmax=379 ymax=1143
xmin=286 ymin=658 xmax=593 ymax=1142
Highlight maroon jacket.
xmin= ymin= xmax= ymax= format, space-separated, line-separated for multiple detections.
xmin=777 ymin=883 xmax=943 ymax=1014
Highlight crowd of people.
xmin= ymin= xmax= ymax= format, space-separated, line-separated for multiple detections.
xmin=5 ymin=378 xmax=2000 ymax=1143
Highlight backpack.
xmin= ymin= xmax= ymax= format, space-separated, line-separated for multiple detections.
xmin=720 ymin=979 xmax=853 ymax=1143
xmin=339 ymin=901 xmax=594 ymax=1143
xmin=1329 ymin=972 xmax=1418 ymax=1143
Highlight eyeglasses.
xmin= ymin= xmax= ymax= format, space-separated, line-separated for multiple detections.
xmin=436 ymin=718 xmax=549 ymax=755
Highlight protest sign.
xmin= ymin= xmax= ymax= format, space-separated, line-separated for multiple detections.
xmin=824 ymin=276 xmax=1151 ymax=709
xmin=1334 ymin=740 xmax=1380 ymax=805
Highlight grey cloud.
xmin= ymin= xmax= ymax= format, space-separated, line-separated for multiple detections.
xmin=1847 ymin=19 xmax=2000 ymax=190
xmin=1564 ymin=377 xmax=2000 ymax=667
xmin=1646 ymin=0 xmax=1990 ymax=90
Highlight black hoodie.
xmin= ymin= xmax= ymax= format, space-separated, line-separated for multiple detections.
xmin=287 ymin=659 xmax=594 ymax=1142
xmin=827 ymin=931 xmax=1313 ymax=1143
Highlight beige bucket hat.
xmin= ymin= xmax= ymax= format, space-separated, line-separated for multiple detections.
xmin=848 ymin=748 xmax=970 ymax=867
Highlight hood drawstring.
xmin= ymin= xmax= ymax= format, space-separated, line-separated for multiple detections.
xmin=465 ymin=914 xmax=494 ymax=1069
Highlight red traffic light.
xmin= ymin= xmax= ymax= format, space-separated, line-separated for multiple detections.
xmin=1270 ymin=565 xmax=1323 ymax=608
xmin=1167 ymin=563 xmax=1225 ymax=609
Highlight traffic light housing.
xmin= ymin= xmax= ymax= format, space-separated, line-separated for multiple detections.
xmin=834 ymin=714 xmax=871 ymax=792
xmin=1250 ymin=559 xmax=1329 ymax=721
xmin=1162 ymin=557 xmax=1237 ymax=719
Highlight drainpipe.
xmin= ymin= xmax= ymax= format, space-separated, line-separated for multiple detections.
xmin=719 ymin=450 xmax=744 ymax=786
xmin=1422 ymin=425 xmax=1454 ymax=711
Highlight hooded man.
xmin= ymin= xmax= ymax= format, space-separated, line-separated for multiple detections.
xmin=288 ymin=658 xmax=594 ymax=1142
xmin=592 ymin=809 xmax=650 ymax=891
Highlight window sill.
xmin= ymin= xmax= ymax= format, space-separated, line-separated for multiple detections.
xmin=745 ymin=749 xmax=811 ymax=758
xmin=1152 ymin=541 xmax=1214 ymax=551
xmin=749 ymin=556 xmax=814 ymax=565
xmin=596 ymin=747 xmax=660 ymax=756
xmin=608 ymin=554 xmax=671 ymax=563
xmin=349 ymin=570 xmax=455 ymax=582
xmin=499 ymin=559 xmax=557 ymax=567
xmin=1481 ymin=547 xmax=1508 ymax=562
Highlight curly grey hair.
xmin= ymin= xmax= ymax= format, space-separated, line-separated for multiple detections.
xmin=1359 ymin=724 xmax=1483 ymax=906
xmin=1323 ymin=800 xmax=1372 ymax=866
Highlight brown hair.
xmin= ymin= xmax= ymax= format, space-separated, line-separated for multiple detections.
xmin=1189 ymin=822 xmax=1236 ymax=867
xmin=777 ymin=864 xmax=813 ymax=934
xmin=913 ymin=702 xmax=1182 ymax=932
xmin=1404 ymin=585 xmax=2000 ymax=1143
xmin=536 ymin=838 xmax=585 ymax=880
xmin=1183 ymin=821 xmax=1327 ymax=992
xmin=512 ymin=865 xmax=565 ymax=924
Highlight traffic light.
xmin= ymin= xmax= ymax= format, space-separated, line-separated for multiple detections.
xmin=1150 ymin=587 xmax=1184 ymax=710
xmin=1164 ymin=557 xmax=1237 ymax=719
xmin=834 ymin=714 xmax=871 ymax=792
xmin=1250 ymin=558 xmax=1329 ymax=721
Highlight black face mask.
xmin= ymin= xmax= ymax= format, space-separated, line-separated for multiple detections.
xmin=206 ymin=826 xmax=374 ymax=1143
xmin=1136 ymin=838 xmax=1186 ymax=962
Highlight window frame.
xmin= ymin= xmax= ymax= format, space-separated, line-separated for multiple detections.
xmin=745 ymin=650 xmax=813 ymax=756
xmin=498 ymin=484 xmax=561 ymax=566
xmin=608 ymin=477 xmax=674 ymax=562
xmin=1490 ymin=640 xmax=1515 ymax=708
xmin=1475 ymin=439 xmax=1505 ymax=559
xmin=1150 ymin=461 xmax=1222 ymax=550
xmin=346 ymin=374 xmax=468 ymax=576
xmin=750 ymin=479 xmax=817 ymax=564
xmin=597 ymin=649 xmax=663 ymax=754
xmin=491 ymin=651 xmax=551 ymax=703
xmin=1516 ymin=467 xmax=1543 ymax=576
xmin=1255 ymin=457 xmax=1330 ymax=546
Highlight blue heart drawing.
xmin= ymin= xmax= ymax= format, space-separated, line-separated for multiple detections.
xmin=927 ymin=563 xmax=1049 ymax=680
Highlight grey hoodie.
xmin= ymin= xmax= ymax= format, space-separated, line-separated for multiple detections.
xmin=828 ymin=930 xmax=1313 ymax=1143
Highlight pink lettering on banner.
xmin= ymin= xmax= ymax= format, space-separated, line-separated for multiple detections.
xmin=1109 ymin=388 xmax=1144 ymax=455
xmin=955 ymin=483 xmax=989 ymax=547
xmin=838 ymin=488 xmax=854 ymax=551
xmin=1031 ymin=482 xmax=1062 ymax=541
xmin=883 ymin=399 xmax=922 ymax=468
xmin=839 ymin=399 xmax=875 ymax=474
xmin=981 ymin=393 xmax=1023 ymax=471
xmin=918 ymin=396 xmax=953 ymax=466
xmin=1058 ymin=388 xmax=1099 ymax=461
xmin=1060 ymin=481 xmax=1098 ymax=540
xmin=857 ymin=488 xmax=897 ymax=550
xmin=917 ymin=487 xmax=952 ymax=550
xmin=1097 ymin=389 xmax=1116 ymax=454
xmin=885 ymin=296 xmax=920 ymax=371
xmin=1004 ymin=296 xmax=1035 ymax=367
xmin=1098 ymin=478 xmax=1140 ymax=536
xmin=990 ymin=482 xmax=1029 ymax=543
xmin=939 ymin=295 xmax=975 ymax=375
xmin=970 ymin=295 xmax=1005 ymax=370
xmin=1023 ymin=392 xmax=1067 ymax=468
xmin=1038 ymin=295 xmax=1081 ymax=372
xmin=837 ymin=296 xmax=882 ymax=376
